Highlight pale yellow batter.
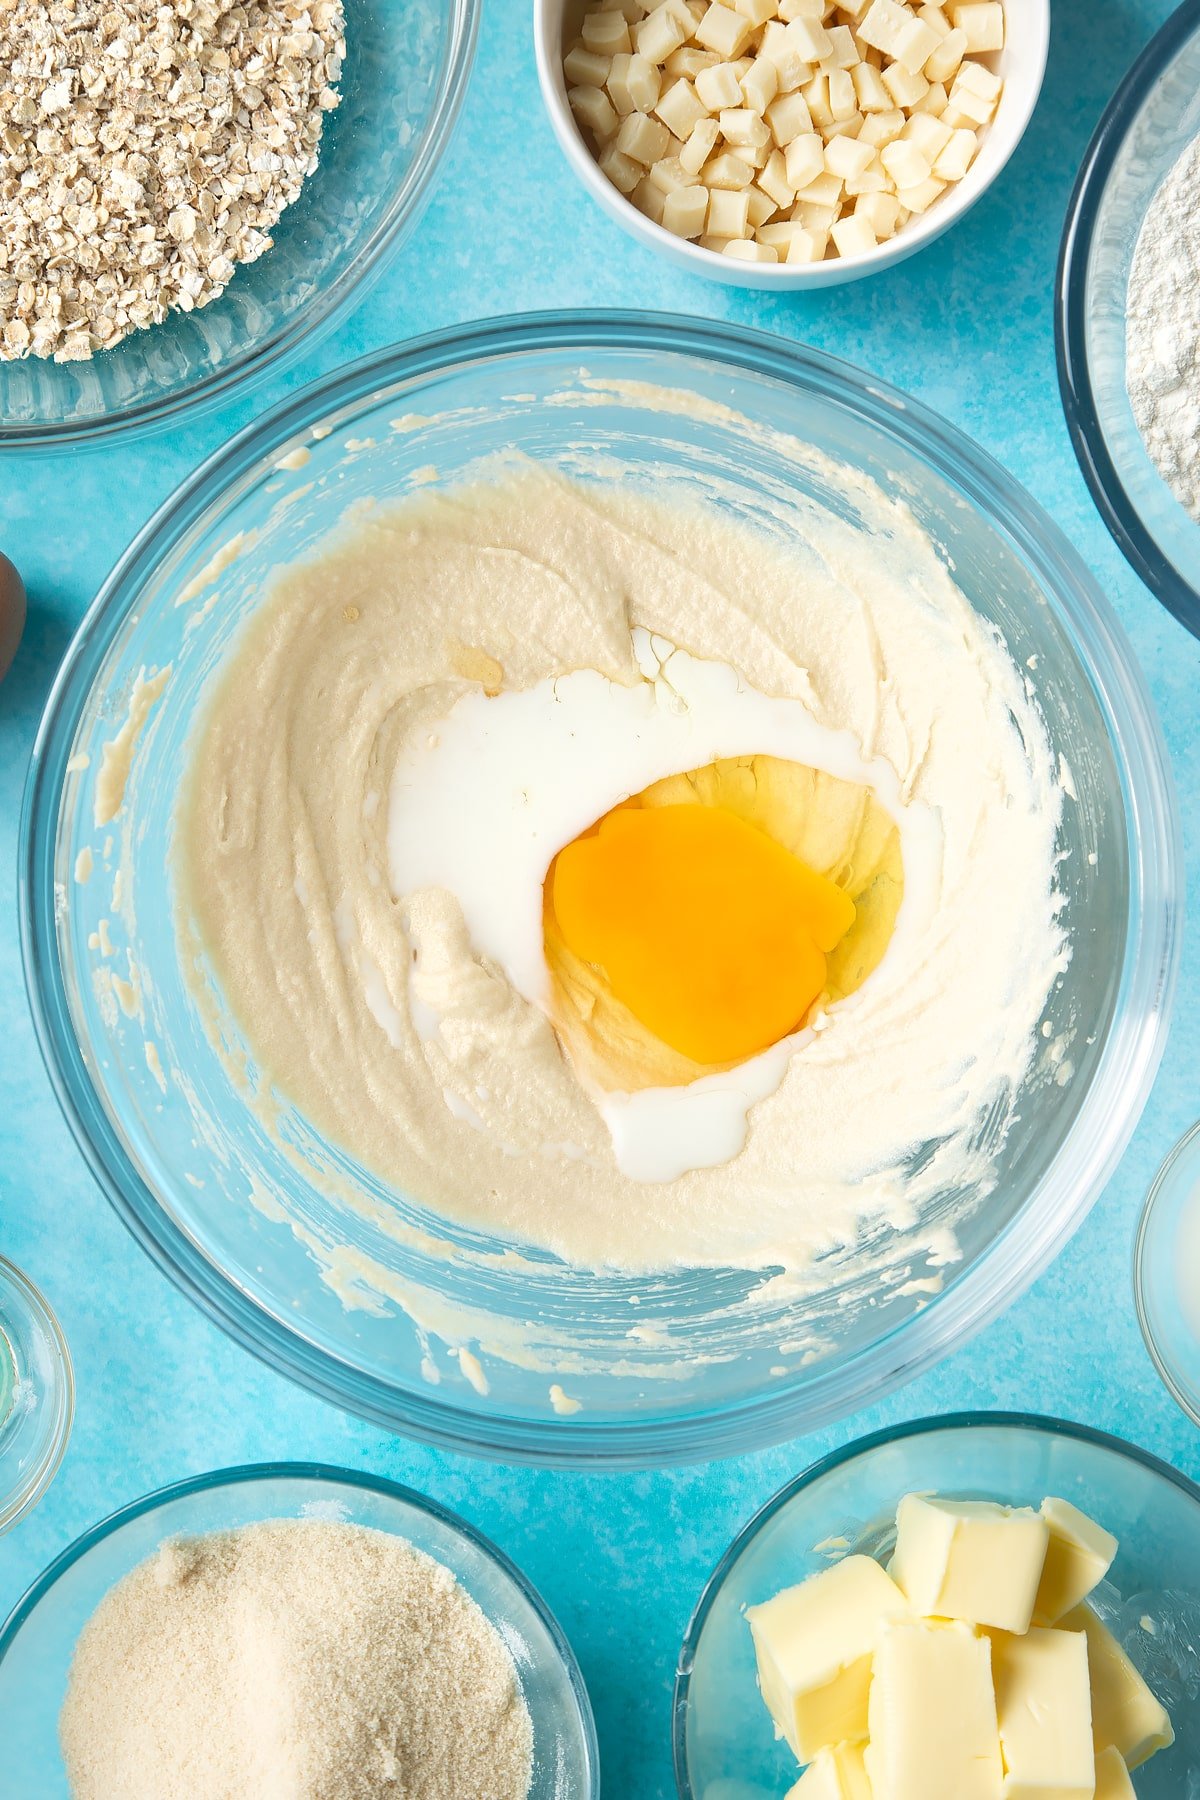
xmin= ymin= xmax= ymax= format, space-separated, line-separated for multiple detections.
xmin=176 ymin=464 xmax=1068 ymax=1275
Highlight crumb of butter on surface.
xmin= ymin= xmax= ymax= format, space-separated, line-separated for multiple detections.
xmin=549 ymin=1384 xmax=582 ymax=1416
xmin=93 ymin=666 xmax=171 ymax=827
xmin=74 ymin=847 xmax=93 ymax=884
xmin=175 ymin=533 xmax=257 ymax=608
xmin=455 ymin=1347 xmax=489 ymax=1396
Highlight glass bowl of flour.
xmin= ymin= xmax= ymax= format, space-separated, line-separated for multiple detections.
xmin=0 ymin=1462 xmax=598 ymax=1797
xmin=1057 ymin=0 xmax=1200 ymax=640
xmin=20 ymin=314 xmax=1181 ymax=1466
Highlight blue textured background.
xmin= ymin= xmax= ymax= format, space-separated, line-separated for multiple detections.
xmin=2 ymin=0 xmax=1198 ymax=1792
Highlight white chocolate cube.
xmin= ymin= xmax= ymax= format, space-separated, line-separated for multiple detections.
xmin=648 ymin=152 xmax=698 ymax=192
xmin=662 ymin=182 xmax=709 ymax=234
xmin=882 ymin=60 xmax=929 ymax=108
xmin=758 ymin=147 xmax=796 ymax=205
xmin=788 ymin=1740 xmax=873 ymax=1798
xmin=565 ymin=44 xmax=613 ymax=87
xmin=694 ymin=1 xmax=754 ymax=57
xmin=569 ymin=84 xmax=620 ymax=141
xmin=992 ymin=1627 xmax=1095 ymax=1800
xmin=784 ymin=130 xmax=825 ymax=188
xmin=857 ymin=0 xmax=913 ymax=57
xmin=931 ymin=124 xmax=977 ymax=178
xmin=582 ymin=9 xmax=632 ymax=54
xmin=1033 ymin=1499 xmax=1118 ymax=1627
xmin=821 ymin=23 xmax=859 ymax=68
xmin=787 ymin=15 xmax=833 ymax=60
xmin=679 ymin=115 xmax=721 ymax=171
xmin=895 ymin=173 xmax=946 ymax=211
xmin=853 ymin=60 xmax=892 ymax=110
xmin=793 ymin=168 xmax=843 ymax=207
xmin=722 ymin=237 xmax=778 ymax=259
xmin=925 ymin=24 xmax=968 ymax=80
xmin=1061 ymin=1605 xmax=1174 ymax=1770
xmin=706 ymin=184 xmax=751 ymax=233
xmin=665 ymin=44 xmax=720 ymax=75
xmin=901 ymin=110 xmax=953 ymax=160
xmin=656 ymin=77 xmax=708 ymax=137
xmin=865 ymin=1619 xmax=1003 ymax=1800
xmin=891 ymin=1495 xmax=1050 ymax=1635
xmin=826 ymin=67 xmax=857 ymax=119
xmin=825 ymin=132 xmax=875 ymax=177
xmin=830 ymin=213 xmax=877 ymax=257
xmin=950 ymin=0 xmax=1004 ymax=50
xmin=745 ymin=182 xmax=777 ymax=225
xmin=598 ymin=143 xmax=644 ymax=191
xmin=614 ymin=108 xmax=672 ymax=162
xmin=741 ymin=54 xmax=780 ymax=112
xmin=881 ymin=137 xmax=932 ymax=189
xmin=636 ymin=1 xmax=691 ymax=61
xmin=631 ymin=173 xmax=667 ymax=221
xmin=855 ymin=188 xmax=901 ymax=235
xmin=703 ymin=149 xmax=755 ymax=187
xmin=720 ymin=105 xmax=771 ymax=145
xmin=767 ymin=89 xmax=815 ymax=144
xmin=732 ymin=0 xmax=776 ymax=20
xmin=608 ymin=52 xmax=661 ymax=114
xmin=696 ymin=59 xmax=744 ymax=108
xmin=1093 ymin=1746 xmax=1136 ymax=1800
xmin=747 ymin=1555 xmax=910 ymax=1763
xmin=894 ymin=15 xmax=941 ymax=73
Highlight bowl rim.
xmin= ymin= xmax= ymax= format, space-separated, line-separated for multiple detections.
xmin=19 ymin=309 xmax=1182 ymax=1469
xmin=1134 ymin=1117 xmax=1200 ymax=1429
xmin=0 ymin=1457 xmax=601 ymax=1793
xmin=671 ymin=1407 xmax=1200 ymax=1799
xmin=0 ymin=0 xmax=481 ymax=451
xmin=0 ymin=1254 xmax=75 ymax=1537
xmin=533 ymin=0 xmax=1049 ymax=288
xmin=1055 ymin=0 xmax=1200 ymax=640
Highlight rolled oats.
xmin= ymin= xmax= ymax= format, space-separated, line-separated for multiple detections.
xmin=0 ymin=0 xmax=346 ymax=362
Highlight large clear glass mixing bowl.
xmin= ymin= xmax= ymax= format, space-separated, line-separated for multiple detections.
xmin=19 ymin=314 xmax=1181 ymax=1466
xmin=0 ymin=0 xmax=478 ymax=447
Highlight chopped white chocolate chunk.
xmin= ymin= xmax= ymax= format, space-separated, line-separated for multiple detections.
xmin=1093 ymin=1746 xmax=1136 ymax=1800
xmin=680 ymin=115 xmax=722 ymax=169
xmin=564 ymin=44 xmax=613 ymax=87
xmin=565 ymin=0 xmax=1006 ymax=260
xmin=950 ymin=0 xmax=1004 ymax=49
xmin=614 ymin=108 xmax=672 ymax=161
xmin=722 ymin=236 xmax=778 ymax=258
xmin=1062 ymin=1605 xmax=1175 ymax=1770
xmin=747 ymin=1554 xmax=910 ymax=1761
xmin=830 ymin=213 xmax=877 ymax=256
xmin=706 ymin=185 xmax=751 ymax=232
xmin=695 ymin=1 xmax=755 ymax=55
xmin=866 ymin=1619 xmax=1003 ymax=1800
xmin=1033 ymin=1499 xmax=1118 ymax=1627
xmin=992 ymin=1627 xmax=1095 ymax=1800
xmin=891 ymin=1496 xmax=1050 ymax=1635
xmin=662 ymin=182 xmax=710 ymax=233
xmin=656 ymin=75 xmax=709 ymax=135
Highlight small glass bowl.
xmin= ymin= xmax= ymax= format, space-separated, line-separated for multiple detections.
xmin=1056 ymin=0 xmax=1200 ymax=640
xmin=674 ymin=1413 xmax=1200 ymax=1799
xmin=1135 ymin=1121 xmax=1200 ymax=1429
xmin=0 ymin=1255 xmax=73 ymax=1534
xmin=0 ymin=0 xmax=479 ymax=448
xmin=0 ymin=1461 xmax=598 ymax=1797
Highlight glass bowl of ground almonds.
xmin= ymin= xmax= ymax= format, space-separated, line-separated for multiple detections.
xmin=0 ymin=0 xmax=479 ymax=446
xmin=1057 ymin=0 xmax=1200 ymax=640
xmin=0 ymin=1462 xmax=599 ymax=1799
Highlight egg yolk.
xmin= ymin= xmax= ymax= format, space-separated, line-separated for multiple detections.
xmin=547 ymin=803 xmax=857 ymax=1067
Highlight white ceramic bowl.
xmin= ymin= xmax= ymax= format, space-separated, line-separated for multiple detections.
xmin=534 ymin=0 xmax=1049 ymax=287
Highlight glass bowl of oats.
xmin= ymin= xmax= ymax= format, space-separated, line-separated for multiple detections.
xmin=0 ymin=0 xmax=479 ymax=447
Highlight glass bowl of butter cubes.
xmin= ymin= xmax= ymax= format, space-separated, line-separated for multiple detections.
xmin=675 ymin=1412 xmax=1197 ymax=1798
xmin=535 ymin=0 xmax=1048 ymax=284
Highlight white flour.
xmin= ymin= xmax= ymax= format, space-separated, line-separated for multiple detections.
xmin=58 ymin=1519 xmax=534 ymax=1800
xmin=1128 ymin=133 xmax=1200 ymax=520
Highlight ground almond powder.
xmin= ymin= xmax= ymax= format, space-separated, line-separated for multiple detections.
xmin=58 ymin=1518 xmax=535 ymax=1800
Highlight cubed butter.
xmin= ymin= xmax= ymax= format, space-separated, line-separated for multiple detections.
xmin=866 ymin=1618 xmax=1003 ymax=1800
xmin=1062 ymin=1605 xmax=1174 ymax=1770
xmin=747 ymin=1554 xmax=909 ymax=1763
xmin=992 ymin=1626 xmax=1094 ymax=1800
xmin=892 ymin=1495 xmax=1050 ymax=1634
xmin=1092 ymin=1746 xmax=1135 ymax=1799
xmin=1033 ymin=1499 xmax=1118 ymax=1626
xmin=788 ymin=1740 xmax=873 ymax=1799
